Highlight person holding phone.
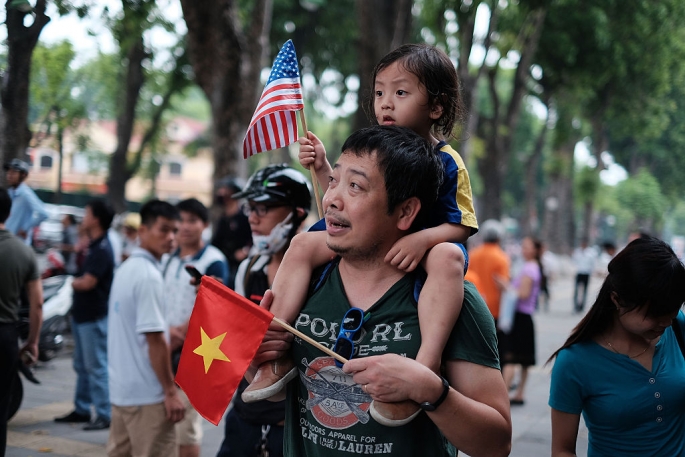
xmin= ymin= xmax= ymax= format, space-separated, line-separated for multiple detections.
xmin=216 ymin=164 xmax=312 ymax=457
xmin=162 ymin=198 xmax=228 ymax=457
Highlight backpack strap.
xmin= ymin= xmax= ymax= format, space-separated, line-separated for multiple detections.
xmin=242 ymin=255 xmax=263 ymax=296
xmin=308 ymin=257 xmax=340 ymax=297
xmin=672 ymin=317 xmax=685 ymax=359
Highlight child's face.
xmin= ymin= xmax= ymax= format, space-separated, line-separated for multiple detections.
xmin=373 ymin=61 xmax=442 ymax=139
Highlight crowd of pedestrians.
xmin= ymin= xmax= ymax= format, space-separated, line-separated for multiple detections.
xmin=1 ymin=43 xmax=684 ymax=457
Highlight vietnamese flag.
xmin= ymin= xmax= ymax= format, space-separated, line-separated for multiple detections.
xmin=175 ymin=276 xmax=273 ymax=425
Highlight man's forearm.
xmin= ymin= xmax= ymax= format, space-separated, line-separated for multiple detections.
xmin=147 ymin=333 xmax=177 ymax=393
xmin=26 ymin=279 xmax=44 ymax=346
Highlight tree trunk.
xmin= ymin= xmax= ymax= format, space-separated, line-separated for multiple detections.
xmin=521 ymin=107 xmax=549 ymax=236
xmin=476 ymin=7 xmax=547 ymax=221
xmin=181 ymin=0 xmax=272 ymax=185
xmin=106 ymin=36 xmax=146 ymax=213
xmin=540 ymin=139 xmax=576 ymax=254
xmin=0 ymin=0 xmax=50 ymax=182
xmin=55 ymin=126 xmax=64 ymax=203
xmin=458 ymin=0 xmax=499 ymax=164
xmin=353 ymin=0 xmax=412 ymax=131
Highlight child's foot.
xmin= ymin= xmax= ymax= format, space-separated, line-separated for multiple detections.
xmin=241 ymin=356 xmax=297 ymax=403
xmin=369 ymin=400 xmax=421 ymax=427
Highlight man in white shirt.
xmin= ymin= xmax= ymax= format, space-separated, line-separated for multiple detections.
xmin=106 ymin=200 xmax=184 ymax=457
xmin=572 ymin=238 xmax=597 ymax=313
xmin=163 ymin=198 xmax=228 ymax=457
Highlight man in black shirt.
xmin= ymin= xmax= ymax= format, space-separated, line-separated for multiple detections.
xmin=0 ymin=187 xmax=43 ymax=456
xmin=55 ymin=200 xmax=115 ymax=431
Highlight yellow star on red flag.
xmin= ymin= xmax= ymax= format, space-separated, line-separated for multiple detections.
xmin=193 ymin=327 xmax=230 ymax=373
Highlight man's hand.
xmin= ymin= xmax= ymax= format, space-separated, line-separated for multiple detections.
xmin=164 ymin=389 xmax=185 ymax=423
xmin=169 ymin=325 xmax=186 ymax=351
xmin=19 ymin=342 xmax=38 ymax=366
xmin=342 ymin=354 xmax=439 ymax=404
xmin=384 ymin=232 xmax=430 ymax=272
xmin=251 ymin=290 xmax=293 ymax=368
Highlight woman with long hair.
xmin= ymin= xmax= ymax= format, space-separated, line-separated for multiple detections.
xmin=499 ymin=236 xmax=546 ymax=405
xmin=549 ymin=236 xmax=685 ymax=456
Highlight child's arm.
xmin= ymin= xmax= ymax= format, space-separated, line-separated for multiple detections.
xmin=269 ymin=230 xmax=335 ymax=322
xmin=298 ymin=131 xmax=332 ymax=193
xmin=385 ymin=222 xmax=470 ymax=272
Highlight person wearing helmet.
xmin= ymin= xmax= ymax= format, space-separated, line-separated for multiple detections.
xmin=216 ymin=164 xmax=311 ymax=457
xmin=211 ymin=177 xmax=252 ymax=289
xmin=3 ymin=158 xmax=48 ymax=245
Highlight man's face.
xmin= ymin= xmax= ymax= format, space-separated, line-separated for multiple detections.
xmin=81 ymin=206 xmax=96 ymax=232
xmin=5 ymin=169 xmax=23 ymax=187
xmin=322 ymin=152 xmax=398 ymax=261
xmin=177 ymin=210 xmax=207 ymax=249
xmin=138 ymin=216 xmax=178 ymax=259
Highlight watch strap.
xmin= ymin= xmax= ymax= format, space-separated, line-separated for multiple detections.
xmin=419 ymin=375 xmax=450 ymax=412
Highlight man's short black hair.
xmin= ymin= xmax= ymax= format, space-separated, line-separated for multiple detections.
xmin=0 ymin=187 xmax=11 ymax=223
xmin=340 ymin=125 xmax=444 ymax=230
xmin=176 ymin=198 xmax=209 ymax=223
xmin=65 ymin=214 xmax=77 ymax=225
xmin=140 ymin=199 xmax=180 ymax=227
xmin=86 ymin=199 xmax=115 ymax=231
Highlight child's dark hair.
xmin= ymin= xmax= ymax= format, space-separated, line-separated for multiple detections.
xmin=86 ymin=199 xmax=115 ymax=231
xmin=370 ymin=43 xmax=466 ymax=138
xmin=140 ymin=199 xmax=180 ymax=227
xmin=176 ymin=198 xmax=209 ymax=224
xmin=548 ymin=236 xmax=685 ymax=363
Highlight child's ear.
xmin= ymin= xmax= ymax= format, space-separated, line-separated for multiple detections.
xmin=430 ymin=101 xmax=443 ymax=121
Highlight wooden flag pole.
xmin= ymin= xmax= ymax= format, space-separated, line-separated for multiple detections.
xmin=272 ymin=317 xmax=349 ymax=365
xmin=299 ymin=109 xmax=324 ymax=219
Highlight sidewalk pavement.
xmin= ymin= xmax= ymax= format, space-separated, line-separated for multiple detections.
xmin=7 ymin=274 xmax=599 ymax=457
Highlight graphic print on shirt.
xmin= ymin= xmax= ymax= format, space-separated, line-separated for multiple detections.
xmin=300 ymin=356 xmax=372 ymax=429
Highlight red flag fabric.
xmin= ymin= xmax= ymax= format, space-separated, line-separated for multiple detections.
xmin=175 ymin=276 xmax=274 ymax=425
xmin=243 ymin=39 xmax=304 ymax=159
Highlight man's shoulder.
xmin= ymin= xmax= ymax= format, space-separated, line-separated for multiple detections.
xmin=0 ymin=231 xmax=34 ymax=257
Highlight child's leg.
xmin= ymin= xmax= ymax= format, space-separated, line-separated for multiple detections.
xmin=370 ymin=243 xmax=465 ymax=426
xmin=269 ymin=230 xmax=334 ymax=323
xmin=242 ymin=230 xmax=333 ymax=403
xmin=415 ymin=242 xmax=465 ymax=374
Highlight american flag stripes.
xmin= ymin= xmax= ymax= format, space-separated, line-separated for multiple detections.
xmin=243 ymin=40 xmax=304 ymax=159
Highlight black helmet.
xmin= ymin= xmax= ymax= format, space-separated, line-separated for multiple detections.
xmin=233 ymin=164 xmax=312 ymax=216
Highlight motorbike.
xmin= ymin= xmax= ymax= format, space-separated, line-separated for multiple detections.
xmin=9 ymin=273 xmax=74 ymax=419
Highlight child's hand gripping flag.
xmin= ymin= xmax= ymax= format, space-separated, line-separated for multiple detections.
xmin=243 ymin=39 xmax=304 ymax=159
xmin=175 ymin=276 xmax=273 ymax=425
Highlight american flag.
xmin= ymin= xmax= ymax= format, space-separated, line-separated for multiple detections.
xmin=243 ymin=40 xmax=304 ymax=159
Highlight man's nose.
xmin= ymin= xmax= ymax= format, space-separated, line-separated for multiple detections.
xmin=322 ymin=186 xmax=340 ymax=211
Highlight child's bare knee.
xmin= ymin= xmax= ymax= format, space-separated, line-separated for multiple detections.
xmin=425 ymin=243 xmax=465 ymax=275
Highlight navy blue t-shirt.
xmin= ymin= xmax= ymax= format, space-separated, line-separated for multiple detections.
xmin=71 ymin=235 xmax=115 ymax=323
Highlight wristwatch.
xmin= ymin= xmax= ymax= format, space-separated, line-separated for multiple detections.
xmin=419 ymin=375 xmax=450 ymax=411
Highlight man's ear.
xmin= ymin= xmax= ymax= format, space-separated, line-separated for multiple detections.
xmin=396 ymin=197 xmax=422 ymax=231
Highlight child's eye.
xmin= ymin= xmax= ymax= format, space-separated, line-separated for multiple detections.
xmin=396 ymin=90 xmax=406 ymax=96
xmin=375 ymin=90 xmax=383 ymax=97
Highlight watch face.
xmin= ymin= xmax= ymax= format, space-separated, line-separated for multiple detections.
xmin=419 ymin=376 xmax=450 ymax=411
xmin=419 ymin=401 xmax=436 ymax=412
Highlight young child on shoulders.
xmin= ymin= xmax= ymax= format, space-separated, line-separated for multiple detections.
xmin=242 ymin=43 xmax=478 ymax=426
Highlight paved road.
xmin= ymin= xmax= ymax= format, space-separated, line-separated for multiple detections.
xmin=7 ymin=274 xmax=598 ymax=457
